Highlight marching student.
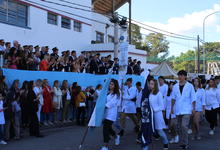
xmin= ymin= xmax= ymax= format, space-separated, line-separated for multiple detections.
xmin=120 ymin=78 xmax=139 ymax=134
xmin=192 ymin=78 xmax=205 ymax=140
xmin=149 ymin=79 xmax=169 ymax=150
xmin=136 ymin=82 xmax=143 ymax=123
xmin=171 ymin=70 xmax=196 ymax=149
xmin=205 ymin=78 xmax=220 ymax=135
xmin=166 ymin=81 xmax=179 ymax=144
xmin=101 ymin=79 xmax=120 ymax=150
xmin=0 ymin=93 xmax=7 ymax=145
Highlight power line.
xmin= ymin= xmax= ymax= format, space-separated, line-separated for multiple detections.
xmin=58 ymin=0 xmax=91 ymax=9
xmin=24 ymin=0 xmax=111 ymax=26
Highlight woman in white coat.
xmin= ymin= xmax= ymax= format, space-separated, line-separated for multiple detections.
xmin=192 ymin=78 xmax=205 ymax=139
xmin=101 ymin=79 xmax=120 ymax=150
xmin=53 ymin=80 xmax=63 ymax=123
xmin=149 ymin=79 xmax=169 ymax=150
xmin=205 ymin=79 xmax=220 ymax=135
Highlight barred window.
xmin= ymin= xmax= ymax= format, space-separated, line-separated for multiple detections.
xmin=61 ymin=17 xmax=71 ymax=29
xmin=47 ymin=12 xmax=57 ymax=25
xmin=73 ymin=21 xmax=82 ymax=32
xmin=108 ymin=35 xmax=114 ymax=43
xmin=96 ymin=31 xmax=104 ymax=43
xmin=0 ymin=0 xmax=28 ymax=27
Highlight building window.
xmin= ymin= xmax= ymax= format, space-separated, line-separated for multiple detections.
xmin=73 ymin=21 xmax=82 ymax=32
xmin=96 ymin=31 xmax=104 ymax=43
xmin=61 ymin=17 xmax=71 ymax=29
xmin=0 ymin=0 xmax=28 ymax=27
xmin=108 ymin=35 xmax=114 ymax=43
xmin=47 ymin=12 xmax=57 ymax=25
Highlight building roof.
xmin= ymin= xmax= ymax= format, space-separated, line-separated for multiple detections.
xmin=151 ymin=62 xmax=178 ymax=77
xmin=92 ymin=0 xmax=128 ymax=14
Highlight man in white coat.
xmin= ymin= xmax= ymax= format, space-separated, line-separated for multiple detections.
xmin=171 ymin=70 xmax=196 ymax=150
xmin=120 ymin=78 xmax=139 ymax=134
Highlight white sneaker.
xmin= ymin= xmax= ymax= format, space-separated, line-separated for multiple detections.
xmin=174 ymin=135 xmax=179 ymax=143
xmin=0 ymin=140 xmax=7 ymax=145
xmin=187 ymin=129 xmax=192 ymax=134
xmin=209 ymin=130 xmax=214 ymax=135
xmin=115 ymin=135 xmax=120 ymax=145
xmin=169 ymin=138 xmax=175 ymax=144
xmin=101 ymin=146 xmax=109 ymax=150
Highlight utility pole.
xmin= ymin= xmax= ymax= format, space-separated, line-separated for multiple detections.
xmin=129 ymin=0 xmax=132 ymax=44
xmin=197 ymin=35 xmax=200 ymax=73
xmin=112 ymin=0 xmax=119 ymax=59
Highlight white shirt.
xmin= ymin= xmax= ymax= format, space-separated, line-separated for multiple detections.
xmin=195 ymin=88 xmax=205 ymax=112
xmin=136 ymin=89 xmax=142 ymax=108
xmin=121 ymin=86 xmax=137 ymax=113
xmin=33 ymin=87 xmax=44 ymax=105
xmin=149 ymin=92 xmax=164 ymax=112
xmin=172 ymin=82 xmax=196 ymax=115
xmin=159 ymin=84 xmax=168 ymax=110
xmin=104 ymin=94 xmax=120 ymax=121
xmin=205 ymin=88 xmax=220 ymax=110
xmin=0 ymin=45 xmax=5 ymax=51
xmin=0 ymin=100 xmax=5 ymax=125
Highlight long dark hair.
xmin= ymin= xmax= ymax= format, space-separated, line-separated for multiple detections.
xmin=150 ymin=79 xmax=159 ymax=95
xmin=28 ymin=81 xmax=34 ymax=92
xmin=21 ymin=81 xmax=29 ymax=90
xmin=109 ymin=79 xmax=120 ymax=97
xmin=167 ymin=81 xmax=176 ymax=96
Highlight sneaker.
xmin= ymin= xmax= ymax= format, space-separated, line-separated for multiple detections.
xmin=169 ymin=138 xmax=175 ymax=144
xmin=209 ymin=130 xmax=214 ymax=135
xmin=196 ymin=136 xmax=201 ymax=140
xmin=136 ymin=138 xmax=141 ymax=144
xmin=115 ymin=135 xmax=120 ymax=145
xmin=101 ymin=146 xmax=108 ymax=150
xmin=163 ymin=144 xmax=169 ymax=150
xmin=179 ymin=144 xmax=189 ymax=149
xmin=187 ymin=129 xmax=192 ymax=134
xmin=0 ymin=140 xmax=7 ymax=145
xmin=174 ymin=135 xmax=179 ymax=143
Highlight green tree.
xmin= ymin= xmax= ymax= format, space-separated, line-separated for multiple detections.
xmin=130 ymin=23 xmax=143 ymax=49
xmin=144 ymin=33 xmax=169 ymax=59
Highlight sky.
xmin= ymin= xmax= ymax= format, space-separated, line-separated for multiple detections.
xmin=118 ymin=0 xmax=220 ymax=56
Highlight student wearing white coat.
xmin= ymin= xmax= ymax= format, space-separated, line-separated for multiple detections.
xmin=101 ymin=79 xmax=120 ymax=150
xmin=205 ymin=78 xmax=220 ymax=135
xmin=159 ymin=76 xmax=168 ymax=111
xmin=149 ymin=79 xmax=169 ymax=150
xmin=33 ymin=79 xmax=44 ymax=123
xmin=171 ymin=70 xmax=196 ymax=150
xmin=0 ymin=93 xmax=7 ymax=145
xmin=192 ymin=78 xmax=205 ymax=139
xmin=53 ymin=80 xmax=63 ymax=123
xmin=120 ymin=78 xmax=139 ymax=133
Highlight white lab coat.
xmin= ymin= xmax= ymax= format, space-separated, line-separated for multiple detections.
xmin=53 ymin=87 xmax=63 ymax=109
xmin=149 ymin=92 xmax=166 ymax=130
xmin=195 ymin=88 xmax=205 ymax=112
xmin=0 ymin=100 xmax=5 ymax=125
xmin=122 ymin=86 xmax=137 ymax=114
xmin=159 ymin=84 xmax=168 ymax=110
xmin=205 ymin=88 xmax=220 ymax=110
xmin=104 ymin=93 xmax=120 ymax=122
xmin=136 ymin=89 xmax=142 ymax=108
xmin=172 ymin=82 xmax=196 ymax=115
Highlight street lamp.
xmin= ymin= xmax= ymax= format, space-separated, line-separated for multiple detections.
xmin=202 ymin=10 xmax=220 ymax=74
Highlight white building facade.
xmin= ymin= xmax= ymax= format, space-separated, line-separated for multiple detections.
xmin=0 ymin=0 xmax=147 ymax=65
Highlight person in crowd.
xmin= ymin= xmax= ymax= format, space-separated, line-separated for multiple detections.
xmin=34 ymin=79 xmax=44 ymax=124
xmin=42 ymin=79 xmax=53 ymax=126
xmin=61 ymin=80 xmax=71 ymax=123
xmin=149 ymin=79 xmax=169 ymax=150
xmin=27 ymin=81 xmax=43 ymax=137
xmin=101 ymin=79 xmax=120 ymax=150
xmin=89 ymin=55 xmax=99 ymax=74
xmin=171 ymin=70 xmax=196 ymax=149
xmin=0 ymin=39 xmax=5 ymax=53
xmin=166 ymin=81 xmax=179 ymax=144
xmin=135 ymin=82 xmax=142 ymax=123
xmin=205 ymin=78 xmax=220 ymax=135
xmin=51 ymin=47 xmax=59 ymax=60
xmin=85 ymin=86 xmax=95 ymax=120
xmin=7 ymin=47 xmax=18 ymax=69
xmin=0 ymin=76 xmax=8 ymax=97
xmin=40 ymin=54 xmax=50 ymax=71
xmin=120 ymin=78 xmax=139 ymax=136
xmin=20 ymin=81 xmax=29 ymax=128
xmin=191 ymin=78 xmax=205 ymax=140
xmin=34 ymin=45 xmax=40 ymax=53
xmin=113 ymin=58 xmax=119 ymax=74
xmin=0 ymin=92 xmax=7 ymax=145
xmin=75 ymin=86 xmax=86 ymax=126
xmin=133 ymin=61 xmax=142 ymax=75
xmin=53 ymin=80 xmax=63 ymax=124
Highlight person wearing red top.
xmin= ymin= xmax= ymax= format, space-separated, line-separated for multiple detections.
xmin=42 ymin=79 xmax=53 ymax=126
xmin=40 ymin=54 xmax=49 ymax=71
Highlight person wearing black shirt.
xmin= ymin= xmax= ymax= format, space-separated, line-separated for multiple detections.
xmin=50 ymin=47 xmax=59 ymax=60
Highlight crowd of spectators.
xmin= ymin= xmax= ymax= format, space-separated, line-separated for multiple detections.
xmin=0 ymin=39 xmax=143 ymax=75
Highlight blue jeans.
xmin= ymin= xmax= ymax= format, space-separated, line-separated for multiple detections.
xmin=142 ymin=146 xmax=149 ymax=150
xmin=0 ymin=124 xmax=4 ymax=141
xmin=156 ymin=129 xmax=169 ymax=144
